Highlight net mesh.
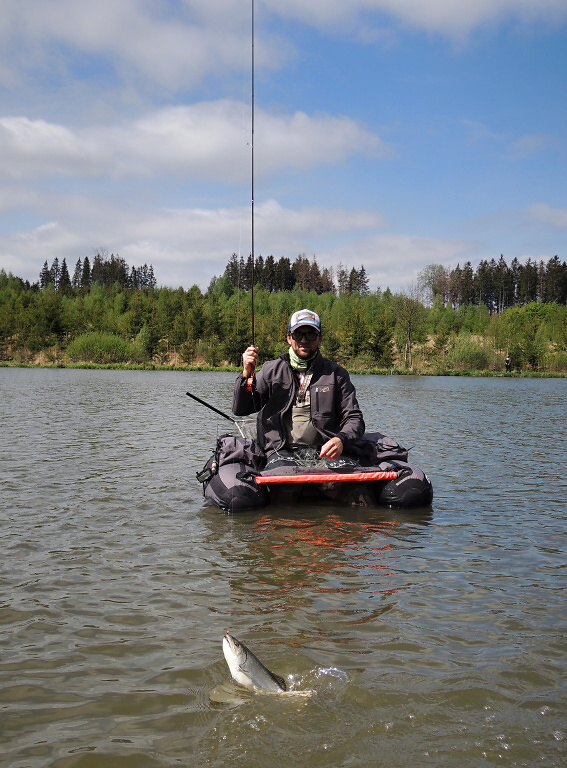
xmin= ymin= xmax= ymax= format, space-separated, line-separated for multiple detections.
xmin=234 ymin=418 xmax=257 ymax=440
xmin=281 ymin=447 xmax=328 ymax=467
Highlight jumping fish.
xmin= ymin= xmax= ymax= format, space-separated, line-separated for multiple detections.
xmin=222 ymin=631 xmax=287 ymax=693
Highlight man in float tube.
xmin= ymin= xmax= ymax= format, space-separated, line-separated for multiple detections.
xmin=229 ymin=307 xmax=433 ymax=508
xmin=233 ymin=308 xmax=368 ymax=500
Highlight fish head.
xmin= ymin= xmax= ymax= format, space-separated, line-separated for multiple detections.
xmin=223 ymin=632 xmax=245 ymax=664
xmin=222 ymin=631 xmax=252 ymax=687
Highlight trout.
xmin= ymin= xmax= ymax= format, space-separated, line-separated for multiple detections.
xmin=222 ymin=631 xmax=287 ymax=693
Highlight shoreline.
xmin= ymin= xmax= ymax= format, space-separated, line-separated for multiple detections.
xmin=1 ymin=361 xmax=565 ymax=378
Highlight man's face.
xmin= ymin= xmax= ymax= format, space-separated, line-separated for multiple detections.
xmin=287 ymin=326 xmax=322 ymax=359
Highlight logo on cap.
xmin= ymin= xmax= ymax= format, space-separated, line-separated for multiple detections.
xmin=288 ymin=309 xmax=321 ymax=334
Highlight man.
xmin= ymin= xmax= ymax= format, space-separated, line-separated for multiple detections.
xmin=233 ymin=308 xmax=365 ymax=463
xmin=505 ymin=354 xmax=512 ymax=373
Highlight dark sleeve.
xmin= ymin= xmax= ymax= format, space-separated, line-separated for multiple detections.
xmin=232 ymin=374 xmax=257 ymax=416
xmin=335 ymin=369 xmax=365 ymax=445
xmin=232 ymin=372 xmax=270 ymax=416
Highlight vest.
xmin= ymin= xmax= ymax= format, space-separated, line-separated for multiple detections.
xmin=285 ymin=373 xmax=321 ymax=447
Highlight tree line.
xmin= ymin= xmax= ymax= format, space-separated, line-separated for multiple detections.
xmin=418 ymin=255 xmax=567 ymax=312
xmin=220 ymin=252 xmax=567 ymax=312
xmin=39 ymin=252 xmax=157 ymax=293
xmin=222 ymin=253 xmax=370 ymax=295
xmin=0 ymin=252 xmax=566 ymax=373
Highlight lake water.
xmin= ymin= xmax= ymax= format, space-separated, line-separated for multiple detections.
xmin=1 ymin=368 xmax=565 ymax=768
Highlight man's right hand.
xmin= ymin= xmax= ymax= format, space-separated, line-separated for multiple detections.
xmin=242 ymin=346 xmax=259 ymax=378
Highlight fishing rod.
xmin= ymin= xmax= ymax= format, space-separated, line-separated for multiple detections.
xmin=250 ymin=0 xmax=256 ymax=346
xmin=186 ymin=391 xmax=252 ymax=440
xmin=186 ymin=392 xmax=235 ymax=423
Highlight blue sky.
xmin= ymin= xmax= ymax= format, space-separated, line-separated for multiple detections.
xmin=1 ymin=0 xmax=566 ymax=293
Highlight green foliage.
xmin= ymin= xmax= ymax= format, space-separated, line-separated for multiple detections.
xmin=367 ymin=315 xmax=394 ymax=366
xmin=445 ymin=337 xmax=493 ymax=371
xmin=392 ymin=294 xmax=427 ymax=369
xmin=340 ymin=300 xmax=369 ymax=359
xmin=66 ymin=332 xmax=146 ymax=364
xmin=1 ymin=260 xmax=566 ymax=373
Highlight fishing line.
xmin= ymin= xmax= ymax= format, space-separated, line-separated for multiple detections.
xmin=250 ymin=0 xmax=256 ymax=346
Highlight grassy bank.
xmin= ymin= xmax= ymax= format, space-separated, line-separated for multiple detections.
xmin=1 ymin=359 xmax=565 ymax=377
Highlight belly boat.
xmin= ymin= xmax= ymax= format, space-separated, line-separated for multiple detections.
xmin=197 ymin=432 xmax=433 ymax=514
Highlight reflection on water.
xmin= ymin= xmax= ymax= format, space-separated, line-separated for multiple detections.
xmin=0 ymin=368 xmax=565 ymax=768
xmin=223 ymin=507 xmax=432 ymax=635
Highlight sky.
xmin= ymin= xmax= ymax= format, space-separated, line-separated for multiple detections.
xmin=1 ymin=0 xmax=566 ymax=294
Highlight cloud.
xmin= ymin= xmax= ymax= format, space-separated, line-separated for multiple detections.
xmin=0 ymin=0 xmax=289 ymax=92
xmin=0 ymin=197 xmax=388 ymax=289
xmin=530 ymin=203 xmax=567 ymax=229
xmin=1 ymin=0 xmax=565 ymax=101
xmin=321 ymin=232 xmax=471 ymax=292
xmin=0 ymin=117 xmax=105 ymax=179
xmin=0 ymin=102 xmax=391 ymax=182
xmin=508 ymin=134 xmax=563 ymax=159
xmin=265 ymin=0 xmax=567 ymax=38
xmin=461 ymin=122 xmax=564 ymax=161
xmin=462 ymin=120 xmax=506 ymax=145
xmin=252 ymin=200 xmax=388 ymax=259
xmin=2 ymin=193 xmax=560 ymax=294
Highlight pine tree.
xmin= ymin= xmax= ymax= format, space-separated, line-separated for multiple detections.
xmin=460 ymin=261 xmax=475 ymax=306
xmin=58 ymin=258 xmax=72 ymax=293
xmin=309 ymin=256 xmax=323 ymax=294
xmin=225 ymin=253 xmax=240 ymax=287
xmin=39 ymin=261 xmax=51 ymax=288
xmin=544 ymin=256 xmax=567 ymax=304
xmin=518 ymin=259 xmax=538 ymax=304
xmin=357 ymin=265 xmax=370 ymax=295
xmin=244 ymin=255 xmax=254 ymax=291
xmin=81 ymin=256 xmax=91 ymax=289
xmin=262 ymin=254 xmax=276 ymax=291
xmin=72 ymin=259 xmax=83 ymax=288
xmin=320 ymin=267 xmax=335 ymax=294
xmin=254 ymin=255 xmax=264 ymax=288
xmin=50 ymin=257 xmax=60 ymax=290
xmin=91 ymin=253 xmax=104 ymax=284
xmin=129 ymin=265 xmax=139 ymax=289
xmin=276 ymin=257 xmax=294 ymax=290
xmin=448 ymin=264 xmax=462 ymax=308
xmin=293 ymin=255 xmax=311 ymax=290
xmin=336 ymin=262 xmax=349 ymax=295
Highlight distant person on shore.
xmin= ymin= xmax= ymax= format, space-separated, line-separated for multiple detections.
xmin=505 ymin=354 xmax=512 ymax=373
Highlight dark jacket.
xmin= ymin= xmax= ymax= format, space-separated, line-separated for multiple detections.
xmin=232 ymin=352 xmax=365 ymax=455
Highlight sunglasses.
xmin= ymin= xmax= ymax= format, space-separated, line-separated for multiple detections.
xmin=291 ymin=330 xmax=319 ymax=342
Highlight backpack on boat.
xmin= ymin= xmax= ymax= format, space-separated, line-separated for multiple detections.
xmin=349 ymin=434 xmax=432 ymax=507
xmin=350 ymin=432 xmax=409 ymax=465
xmin=197 ymin=434 xmax=269 ymax=513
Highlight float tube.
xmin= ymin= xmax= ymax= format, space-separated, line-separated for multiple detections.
xmin=197 ymin=432 xmax=433 ymax=514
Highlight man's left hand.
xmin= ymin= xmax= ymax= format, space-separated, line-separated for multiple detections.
xmin=319 ymin=437 xmax=343 ymax=459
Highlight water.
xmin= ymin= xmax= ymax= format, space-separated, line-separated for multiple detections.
xmin=1 ymin=368 xmax=565 ymax=768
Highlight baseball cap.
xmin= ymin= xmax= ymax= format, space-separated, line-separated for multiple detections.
xmin=288 ymin=309 xmax=321 ymax=335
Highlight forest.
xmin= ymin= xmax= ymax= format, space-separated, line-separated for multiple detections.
xmin=1 ymin=251 xmax=566 ymax=374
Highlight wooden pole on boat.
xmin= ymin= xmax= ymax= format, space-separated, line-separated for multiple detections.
xmin=250 ymin=0 xmax=256 ymax=345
